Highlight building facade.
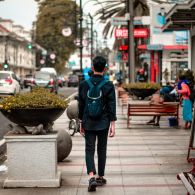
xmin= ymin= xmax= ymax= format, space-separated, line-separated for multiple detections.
xmin=0 ymin=19 xmax=36 ymax=77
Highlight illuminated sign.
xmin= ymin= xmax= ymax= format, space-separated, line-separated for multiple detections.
xmin=115 ymin=28 xmax=149 ymax=38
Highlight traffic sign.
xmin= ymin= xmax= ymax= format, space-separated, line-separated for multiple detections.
xmin=111 ymin=17 xmax=128 ymax=26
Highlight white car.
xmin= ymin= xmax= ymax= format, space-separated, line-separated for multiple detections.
xmin=0 ymin=71 xmax=20 ymax=95
xmin=40 ymin=67 xmax=57 ymax=76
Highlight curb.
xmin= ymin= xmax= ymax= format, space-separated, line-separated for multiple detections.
xmin=0 ymin=91 xmax=78 ymax=160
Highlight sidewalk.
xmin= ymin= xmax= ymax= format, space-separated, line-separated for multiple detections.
xmin=0 ymin=100 xmax=192 ymax=195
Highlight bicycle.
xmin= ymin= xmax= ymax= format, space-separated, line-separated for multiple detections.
xmin=68 ymin=118 xmax=80 ymax=136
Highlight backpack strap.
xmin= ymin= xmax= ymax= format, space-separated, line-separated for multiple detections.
xmin=97 ymin=79 xmax=108 ymax=89
xmin=86 ymin=79 xmax=94 ymax=89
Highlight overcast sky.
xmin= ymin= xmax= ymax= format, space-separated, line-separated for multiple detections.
xmin=0 ymin=0 xmax=101 ymax=30
xmin=0 ymin=0 xmax=38 ymax=30
xmin=0 ymin=0 xmax=111 ymax=47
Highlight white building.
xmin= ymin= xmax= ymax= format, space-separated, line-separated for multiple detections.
xmin=0 ymin=19 xmax=36 ymax=76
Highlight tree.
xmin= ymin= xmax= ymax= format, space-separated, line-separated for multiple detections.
xmin=35 ymin=0 xmax=78 ymax=73
xmin=95 ymin=0 xmax=169 ymax=38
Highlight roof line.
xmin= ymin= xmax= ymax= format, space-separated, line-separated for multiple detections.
xmin=0 ymin=24 xmax=10 ymax=33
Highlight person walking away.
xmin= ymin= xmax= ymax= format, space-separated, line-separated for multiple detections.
xmin=177 ymin=78 xmax=192 ymax=129
xmin=78 ymin=56 xmax=117 ymax=192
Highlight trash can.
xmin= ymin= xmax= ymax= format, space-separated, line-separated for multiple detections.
xmin=168 ymin=117 xmax=178 ymax=127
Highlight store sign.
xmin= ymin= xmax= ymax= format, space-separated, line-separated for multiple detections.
xmin=147 ymin=44 xmax=163 ymax=50
xmin=115 ymin=29 xmax=128 ymax=38
xmin=115 ymin=28 xmax=149 ymax=38
xmin=119 ymin=45 xmax=128 ymax=51
xmin=134 ymin=29 xmax=149 ymax=38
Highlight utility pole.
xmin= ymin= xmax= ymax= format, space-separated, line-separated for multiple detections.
xmin=128 ymin=0 xmax=135 ymax=83
xmin=79 ymin=0 xmax=83 ymax=72
xmin=88 ymin=13 xmax=93 ymax=65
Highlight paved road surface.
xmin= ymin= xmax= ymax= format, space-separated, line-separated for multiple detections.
xmin=0 ymin=86 xmax=77 ymax=140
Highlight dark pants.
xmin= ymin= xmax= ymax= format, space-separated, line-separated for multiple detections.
xmin=85 ymin=129 xmax=109 ymax=177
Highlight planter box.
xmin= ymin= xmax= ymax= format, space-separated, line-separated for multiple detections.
xmin=3 ymin=133 xmax=61 ymax=188
xmin=130 ymin=88 xmax=157 ymax=99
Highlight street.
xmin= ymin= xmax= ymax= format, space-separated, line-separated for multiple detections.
xmin=0 ymin=86 xmax=78 ymax=140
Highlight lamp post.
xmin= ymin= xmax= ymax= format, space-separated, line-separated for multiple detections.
xmin=79 ymin=0 xmax=83 ymax=73
xmin=94 ymin=30 xmax=98 ymax=55
xmin=88 ymin=13 xmax=93 ymax=65
xmin=127 ymin=0 xmax=135 ymax=83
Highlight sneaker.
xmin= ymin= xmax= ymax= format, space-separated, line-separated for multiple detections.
xmin=88 ymin=177 xmax=97 ymax=192
xmin=96 ymin=177 xmax=107 ymax=186
xmin=146 ymin=120 xmax=155 ymax=125
xmin=153 ymin=123 xmax=160 ymax=127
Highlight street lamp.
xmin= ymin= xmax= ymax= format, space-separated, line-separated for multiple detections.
xmin=127 ymin=0 xmax=135 ymax=83
xmin=79 ymin=0 xmax=83 ymax=73
xmin=88 ymin=13 xmax=93 ymax=65
xmin=79 ymin=0 xmax=106 ymax=73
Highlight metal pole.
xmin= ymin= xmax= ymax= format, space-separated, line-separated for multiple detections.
xmin=94 ymin=30 xmax=98 ymax=54
xmin=128 ymin=0 xmax=135 ymax=83
xmin=88 ymin=13 xmax=93 ymax=65
xmin=79 ymin=0 xmax=83 ymax=72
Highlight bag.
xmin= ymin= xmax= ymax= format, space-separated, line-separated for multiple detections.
xmin=85 ymin=79 xmax=108 ymax=119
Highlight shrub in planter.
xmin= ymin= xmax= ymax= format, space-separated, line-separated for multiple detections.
xmin=0 ymin=87 xmax=68 ymax=128
xmin=122 ymin=82 xmax=160 ymax=99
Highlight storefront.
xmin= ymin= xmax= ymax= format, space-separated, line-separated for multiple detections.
xmin=162 ymin=0 xmax=195 ymax=73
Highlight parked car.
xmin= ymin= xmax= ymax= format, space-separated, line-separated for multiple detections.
xmin=31 ymin=71 xmax=58 ymax=94
xmin=23 ymin=74 xmax=34 ymax=88
xmin=0 ymin=71 xmax=20 ymax=96
xmin=67 ymin=75 xmax=79 ymax=87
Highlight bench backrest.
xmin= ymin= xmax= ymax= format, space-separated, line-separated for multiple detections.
xmin=128 ymin=102 xmax=179 ymax=114
xmin=118 ymin=90 xmax=128 ymax=98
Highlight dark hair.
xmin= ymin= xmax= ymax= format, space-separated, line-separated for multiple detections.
xmin=179 ymin=75 xmax=186 ymax=80
xmin=92 ymin=56 xmax=107 ymax=73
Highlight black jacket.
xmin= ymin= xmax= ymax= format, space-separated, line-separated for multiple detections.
xmin=78 ymin=75 xmax=117 ymax=131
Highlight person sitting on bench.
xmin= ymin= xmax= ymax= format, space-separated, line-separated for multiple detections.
xmin=146 ymin=91 xmax=164 ymax=127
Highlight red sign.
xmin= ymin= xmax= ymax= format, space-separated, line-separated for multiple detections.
xmin=115 ymin=28 xmax=128 ymax=38
xmin=115 ymin=28 xmax=149 ymax=38
xmin=134 ymin=29 xmax=149 ymax=38
xmin=119 ymin=45 xmax=128 ymax=51
xmin=122 ymin=53 xmax=128 ymax=62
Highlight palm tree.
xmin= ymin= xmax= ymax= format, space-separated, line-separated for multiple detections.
xmin=95 ymin=0 xmax=171 ymax=37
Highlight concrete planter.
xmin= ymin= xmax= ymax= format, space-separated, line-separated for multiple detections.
xmin=3 ymin=133 xmax=61 ymax=188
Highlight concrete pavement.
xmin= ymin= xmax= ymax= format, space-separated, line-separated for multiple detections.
xmin=0 ymin=99 xmax=192 ymax=195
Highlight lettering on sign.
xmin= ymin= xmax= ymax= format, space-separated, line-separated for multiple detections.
xmin=115 ymin=28 xmax=149 ymax=38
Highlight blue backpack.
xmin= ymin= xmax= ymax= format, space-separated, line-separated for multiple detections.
xmin=85 ymin=79 xmax=108 ymax=119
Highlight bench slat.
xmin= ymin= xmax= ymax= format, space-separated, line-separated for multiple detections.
xmin=178 ymin=173 xmax=195 ymax=195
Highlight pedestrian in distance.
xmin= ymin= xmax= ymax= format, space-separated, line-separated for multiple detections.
xmin=78 ymin=56 xmax=117 ymax=192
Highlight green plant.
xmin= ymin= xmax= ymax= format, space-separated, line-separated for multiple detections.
xmin=0 ymin=87 xmax=68 ymax=111
xmin=122 ymin=82 xmax=160 ymax=90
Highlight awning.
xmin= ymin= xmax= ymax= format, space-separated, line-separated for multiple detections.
xmin=138 ymin=44 xmax=188 ymax=50
xmin=162 ymin=0 xmax=195 ymax=31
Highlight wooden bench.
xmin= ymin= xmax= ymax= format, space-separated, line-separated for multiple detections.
xmin=177 ymin=158 xmax=195 ymax=195
xmin=127 ymin=102 xmax=179 ymax=128
xmin=117 ymin=87 xmax=129 ymax=106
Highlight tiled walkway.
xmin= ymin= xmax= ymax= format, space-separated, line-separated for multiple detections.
xmin=0 ymin=100 xmax=193 ymax=195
